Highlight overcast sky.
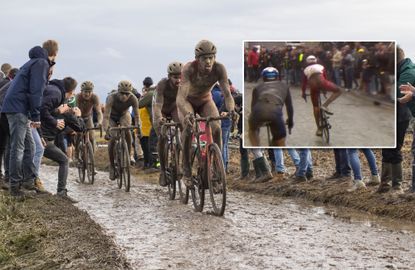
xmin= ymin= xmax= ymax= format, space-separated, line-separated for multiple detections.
xmin=1 ymin=0 xmax=413 ymax=101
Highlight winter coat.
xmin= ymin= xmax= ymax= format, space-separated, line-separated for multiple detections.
xmin=211 ymin=85 xmax=231 ymax=129
xmin=40 ymin=79 xmax=85 ymax=139
xmin=398 ymin=58 xmax=415 ymax=120
xmin=1 ymin=46 xmax=51 ymax=121
xmin=40 ymin=79 xmax=66 ymax=131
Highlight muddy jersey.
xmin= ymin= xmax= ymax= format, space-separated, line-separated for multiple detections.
xmin=76 ymin=93 xmax=100 ymax=117
xmin=252 ymin=81 xmax=290 ymax=107
xmin=153 ymin=78 xmax=178 ymax=118
xmin=303 ymin=64 xmax=325 ymax=79
xmin=108 ymin=93 xmax=138 ymax=119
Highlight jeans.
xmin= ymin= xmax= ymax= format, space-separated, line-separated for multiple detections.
xmin=296 ymin=149 xmax=312 ymax=177
xmin=31 ymin=128 xmax=44 ymax=177
xmin=334 ymin=149 xmax=351 ymax=176
xmin=6 ymin=113 xmax=36 ymax=188
xmin=361 ymin=149 xmax=378 ymax=176
xmin=273 ymin=149 xmax=300 ymax=172
xmin=43 ymin=140 xmax=68 ymax=192
xmin=333 ymin=67 xmax=341 ymax=86
xmin=347 ymin=149 xmax=362 ymax=181
xmin=221 ymin=124 xmax=231 ymax=170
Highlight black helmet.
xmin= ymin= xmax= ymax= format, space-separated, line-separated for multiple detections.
xmin=143 ymin=76 xmax=153 ymax=86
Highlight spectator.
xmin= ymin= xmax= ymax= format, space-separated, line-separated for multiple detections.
xmin=40 ymin=77 xmax=83 ymax=202
xmin=2 ymin=40 xmax=58 ymax=199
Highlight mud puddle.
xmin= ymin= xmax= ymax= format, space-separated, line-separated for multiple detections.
xmin=40 ymin=166 xmax=415 ymax=269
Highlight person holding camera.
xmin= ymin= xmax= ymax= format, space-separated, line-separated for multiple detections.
xmin=40 ymin=77 xmax=85 ymax=203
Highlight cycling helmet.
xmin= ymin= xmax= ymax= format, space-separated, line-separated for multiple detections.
xmin=261 ymin=67 xmax=279 ymax=79
xmin=81 ymin=81 xmax=94 ymax=91
xmin=143 ymin=76 xmax=153 ymax=87
xmin=167 ymin=62 xmax=183 ymax=75
xmin=195 ymin=40 xmax=217 ymax=57
xmin=118 ymin=80 xmax=133 ymax=93
xmin=306 ymin=55 xmax=317 ymax=64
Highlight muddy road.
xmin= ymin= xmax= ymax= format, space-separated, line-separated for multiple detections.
xmin=243 ymin=82 xmax=395 ymax=147
xmin=40 ymin=166 xmax=415 ymax=269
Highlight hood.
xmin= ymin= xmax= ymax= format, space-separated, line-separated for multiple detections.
xmin=49 ymin=79 xmax=66 ymax=98
xmin=28 ymin=46 xmax=48 ymax=60
xmin=399 ymin=58 xmax=415 ymax=73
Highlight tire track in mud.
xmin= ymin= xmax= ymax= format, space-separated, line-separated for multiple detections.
xmin=41 ymin=166 xmax=415 ymax=269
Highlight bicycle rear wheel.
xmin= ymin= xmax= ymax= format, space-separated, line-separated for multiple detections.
xmin=207 ymin=143 xmax=227 ymax=216
xmin=190 ymin=146 xmax=204 ymax=212
xmin=86 ymin=141 xmax=95 ymax=184
xmin=114 ymin=142 xmax=122 ymax=189
xmin=320 ymin=111 xmax=330 ymax=144
xmin=77 ymin=141 xmax=86 ymax=183
xmin=165 ymin=142 xmax=176 ymax=200
xmin=176 ymin=142 xmax=189 ymax=204
xmin=121 ymin=140 xmax=131 ymax=192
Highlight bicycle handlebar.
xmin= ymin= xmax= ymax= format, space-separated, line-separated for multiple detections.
xmin=109 ymin=126 xmax=139 ymax=131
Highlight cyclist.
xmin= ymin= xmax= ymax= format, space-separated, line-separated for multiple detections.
xmin=301 ymin=55 xmax=343 ymax=136
xmin=103 ymin=80 xmax=140 ymax=180
xmin=153 ymin=62 xmax=183 ymax=187
xmin=176 ymin=40 xmax=235 ymax=187
xmin=75 ymin=81 xmax=103 ymax=150
xmin=248 ymin=67 xmax=293 ymax=146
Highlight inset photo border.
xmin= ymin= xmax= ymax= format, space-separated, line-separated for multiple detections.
xmin=242 ymin=40 xmax=396 ymax=148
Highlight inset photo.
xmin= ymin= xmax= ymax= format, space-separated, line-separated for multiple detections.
xmin=243 ymin=41 xmax=396 ymax=148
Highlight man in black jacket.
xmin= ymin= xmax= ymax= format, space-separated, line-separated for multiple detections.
xmin=40 ymin=77 xmax=84 ymax=203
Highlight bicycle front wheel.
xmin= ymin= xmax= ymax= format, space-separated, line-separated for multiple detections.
xmin=86 ymin=141 xmax=95 ymax=184
xmin=121 ymin=140 xmax=131 ymax=192
xmin=207 ymin=143 xmax=227 ymax=216
xmin=190 ymin=146 xmax=204 ymax=212
xmin=77 ymin=141 xmax=86 ymax=183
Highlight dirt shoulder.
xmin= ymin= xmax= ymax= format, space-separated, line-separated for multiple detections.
xmin=0 ymin=191 xmax=131 ymax=270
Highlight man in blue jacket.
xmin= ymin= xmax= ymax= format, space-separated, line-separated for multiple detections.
xmin=1 ymin=40 xmax=58 ymax=199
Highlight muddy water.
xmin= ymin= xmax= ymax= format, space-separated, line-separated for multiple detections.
xmin=40 ymin=166 xmax=415 ymax=269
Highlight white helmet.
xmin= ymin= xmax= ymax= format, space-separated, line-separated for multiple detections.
xmin=306 ymin=55 xmax=317 ymax=64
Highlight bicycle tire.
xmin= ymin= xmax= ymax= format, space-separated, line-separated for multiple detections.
xmin=165 ymin=142 xmax=176 ymax=200
xmin=320 ymin=111 xmax=330 ymax=144
xmin=207 ymin=143 xmax=227 ymax=216
xmin=86 ymin=141 xmax=95 ymax=185
xmin=114 ymin=141 xmax=122 ymax=189
xmin=121 ymin=140 xmax=131 ymax=192
xmin=77 ymin=141 xmax=86 ymax=183
xmin=190 ymin=146 xmax=204 ymax=212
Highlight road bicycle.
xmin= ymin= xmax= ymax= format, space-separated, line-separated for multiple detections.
xmin=109 ymin=126 xmax=138 ymax=192
xmin=318 ymin=92 xmax=331 ymax=145
xmin=186 ymin=113 xmax=233 ymax=216
xmin=76 ymin=126 xmax=102 ymax=184
xmin=160 ymin=118 xmax=183 ymax=200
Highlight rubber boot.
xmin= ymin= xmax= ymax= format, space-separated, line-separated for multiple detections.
xmin=254 ymin=157 xmax=273 ymax=183
xmin=391 ymin=163 xmax=403 ymax=194
xmin=238 ymin=156 xmax=250 ymax=180
xmin=377 ymin=162 xmax=392 ymax=193
xmin=252 ymin=158 xmax=262 ymax=182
